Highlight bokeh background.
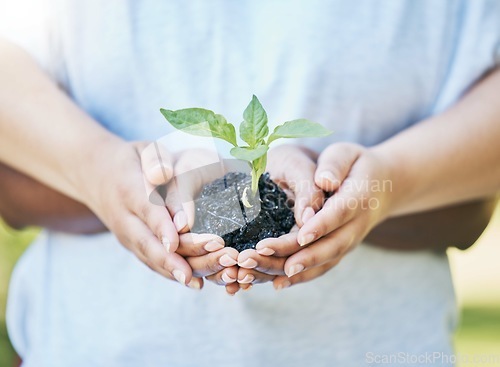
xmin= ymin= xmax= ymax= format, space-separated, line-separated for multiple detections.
xmin=0 ymin=0 xmax=499 ymax=365
xmin=1 ymin=205 xmax=499 ymax=366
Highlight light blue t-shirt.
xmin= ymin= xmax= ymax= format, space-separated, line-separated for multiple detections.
xmin=2 ymin=1 xmax=500 ymax=366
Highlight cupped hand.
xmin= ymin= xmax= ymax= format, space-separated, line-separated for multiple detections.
xmin=80 ymin=140 xmax=203 ymax=287
xmin=160 ymin=148 xmax=245 ymax=294
xmin=271 ymin=143 xmax=394 ymax=290
xmin=234 ymin=144 xmax=325 ymax=290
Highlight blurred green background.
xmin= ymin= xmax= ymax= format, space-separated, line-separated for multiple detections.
xmin=1 ymin=210 xmax=499 ymax=367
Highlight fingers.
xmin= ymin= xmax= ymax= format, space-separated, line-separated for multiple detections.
xmin=119 ymin=215 xmax=196 ymax=287
xmin=140 ymin=141 xmax=174 ymax=186
xmin=164 ymin=179 xmax=196 ymax=233
xmin=165 ymin=149 xmax=222 ymax=232
xmin=237 ymin=267 xmax=275 ymax=284
xmin=186 ymin=247 xmax=239 ymax=278
xmin=296 ymin=192 xmax=356 ymax=246
xmin=285 ymin=224 xmax=356 ymax=278
xmin=255 ymin=229 xmax=301 ymax=257
xmin=225 ymin=282 xmax=241 ymax=296
xmin=205 ymin=266 xmax=239 ymax=285
xmin=273 ymin=261 xmax=336 ymax=290
xmin=315 ymin=143 xmax=363 ymax=192
xmin=237 ymin=249 xmax=286 ymax=275
xmin=132 ymin=142 xmax=180 ymax=250
xmin=204 ymin=268 xmax=244 ymax=296
xmin=176 ymin=233 xmax=225 ymax=257
xmin=131 ymin=194 xmax=180 ymax=252
xmin=267 ymin=146 xmax=324 ymax=227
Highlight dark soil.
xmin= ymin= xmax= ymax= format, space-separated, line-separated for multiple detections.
xmin=191 ymin=172 xmax=295 ymax=252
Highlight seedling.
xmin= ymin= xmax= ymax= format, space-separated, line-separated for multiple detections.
xmin=160 ymin=95 xmax=332 ymax=193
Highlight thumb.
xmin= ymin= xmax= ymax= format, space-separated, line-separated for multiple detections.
xmin=138 ymin=141 xmax=174 ymax=207
xmin=268 ymin=146 xmax=324 ymax=227
xmin=315 ymin=143 xmax=363 ymax=192
xmin=166 ymin=149 xmax=223 ymax=233
xmin=139 ymin=141 xmax=174 ymax=186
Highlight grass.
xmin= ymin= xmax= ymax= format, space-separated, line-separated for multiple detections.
xmin=0 ymin=221 xmax=499 ymax=366
xmin=454 ymin=306 xmax=500 ymax=366
xmin=0 ymin=222 xmax=36 ymax=367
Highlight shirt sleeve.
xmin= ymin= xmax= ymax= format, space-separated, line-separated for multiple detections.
xmin=0 ymin=0 xmax=61 ymax=82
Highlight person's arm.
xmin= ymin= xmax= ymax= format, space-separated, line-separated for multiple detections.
xmin=0 ymin=161 xmax=106 ymax=233
xmin=375 ymin=67 xmax=500 ymax=215
xmin=258 ymin=67 xmax=500 ymax=289
xmin=365 ymin=197 xmax=497 ymax=251
xmin=0 ymin=38 xmax=195 ymax=286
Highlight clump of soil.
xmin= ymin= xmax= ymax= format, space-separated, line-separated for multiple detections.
xmin=191 ymin=172 xmax=295 ymax=252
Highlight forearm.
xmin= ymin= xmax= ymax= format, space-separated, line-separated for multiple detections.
xmin=0 ymin=39 xmax=123 ymax=202
xmin=373 ymin=68 xmax=500 ymax=216
xmin=366 ymin=197 xmax=496 ymax=251
xmin=0 ymin=162 xmax=106 ymax=233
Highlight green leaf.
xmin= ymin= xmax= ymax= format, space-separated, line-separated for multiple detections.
xmin=240 ymin=95 xmax=269 ymax=147
xmin=160 ymin=108 xmax=237 ymax=146
xmin=267 ymin=119 xmax=332 ymax=144
xmin=230 ymin=145 xmax=268 ymax=162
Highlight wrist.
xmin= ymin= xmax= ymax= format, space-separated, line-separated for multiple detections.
xmin=69 ymin=133 xmax=127 ymax=208
xmin=368 ymin=143 xmax=419 ymax=218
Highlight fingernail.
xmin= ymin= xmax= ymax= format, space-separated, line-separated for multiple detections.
xmin=301 ymin=207 xmax=315 ymax=225
xmin=239 ymin=258 xmax=258 ymax=269
xmin=162 ymin=236 xmax=171 ymax=252
xmin=221 ymin=272 xmax=236 ymax=284
xmin=287 ymin=264 xmax=304 ymax=277
xmin=239 ymin=274 xmax=255 ymax=284
xmin=226 ymin=290 xmax=236 ymax=297
xmin=187 ymin=279 xmax=201 ymax=290
xmin=149 ymin=164 xmax=171 ymax=181
xmin=174 ymin=211 xmax=188 ymax=231
xmin=318 ymin=171 xmax=336 ymax=185
xmin=298 ymin=233 xmax=316 ymax=247
xmin=172 ymin=269 xmax=187 ymax=285
xmin=219 ymin=254 xmax=237 ymax=267
xmin=204 ymin=241 xmax=224 ymax=252
xmin=242 ymin=284 xmax=253 ymax=292
xmin=275 ymin=280 xmax=291 ymax=290
xmin=256 ymin=247 xmax=275 ymax=256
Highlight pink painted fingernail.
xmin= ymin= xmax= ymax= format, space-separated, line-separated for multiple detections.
xmin=239 ymin=258 xmax=258 ymax=269
xmin=301 ymin=207 xmax=315 ymax=225
xmin=222 ymin=272 xmax=236 ymax=284
xmin=174 ymin=211 xmax=188 ymax=231
xmin=239 ymin=274 xmax=255 ymax=284
xmin=275 ymin=280 xmax=291 ymax=290
xmin=204 ymin=241 xmax=224 ymax=252
xmin=298 ymin=233 xmax=315 ymax=247
xmin=219 ymin=254 xmax=237 ymax=267
xmin=256 ymin=247 xmax=275 ymax=256
xmin=287 ymin=264 xmax=304 ymax=277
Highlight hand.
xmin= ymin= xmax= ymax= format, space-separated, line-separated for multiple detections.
xmin=270 ymin=143 xmax=393 ymax=289
xmin=79 ymin=140 xmax=202 ymax=288
xmin=0 ymin=161 xmax=106 ymax=233
xmin=236 ymin=144 xmax=325 ymax=289
xmin=159 ymin=148 xmax=244 ymax=294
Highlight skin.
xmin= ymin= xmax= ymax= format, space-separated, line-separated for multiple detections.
xmin=1 ymin=38 xmax=499 ymax=294
xmin=2 ymin=155 xmax=494 ymax=296
xmin=244 ymin=67 xmax=500 ymax=290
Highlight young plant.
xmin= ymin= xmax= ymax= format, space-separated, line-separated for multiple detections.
xmin=160 ymin=95 xmax=332 ymax=193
